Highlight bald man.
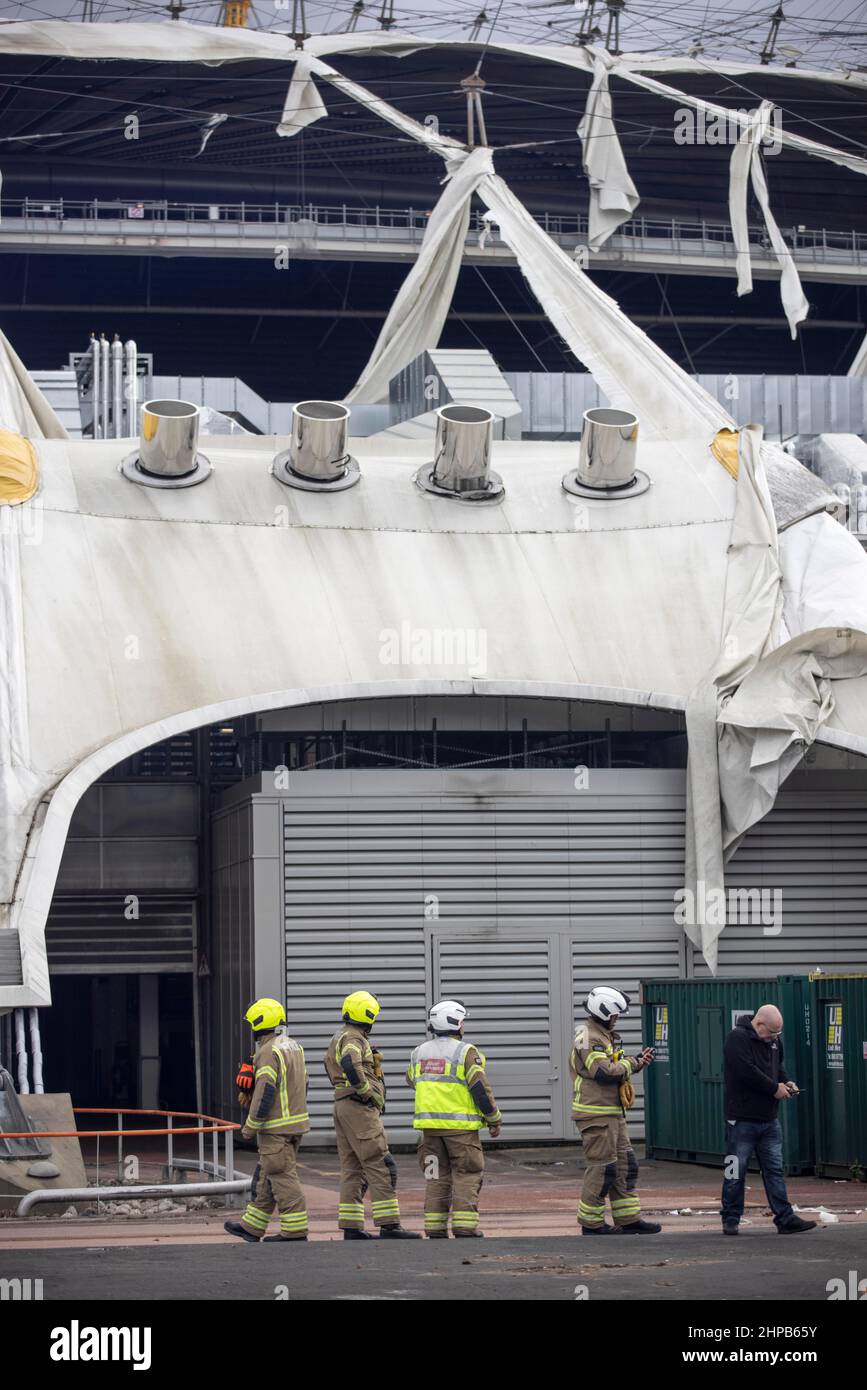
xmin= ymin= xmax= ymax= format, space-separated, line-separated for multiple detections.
xmin=720 ymin=1004 xmax=816 ymax=1236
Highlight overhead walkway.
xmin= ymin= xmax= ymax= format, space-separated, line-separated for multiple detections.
xmin=3 ymin=199 xmax=867 ymax=283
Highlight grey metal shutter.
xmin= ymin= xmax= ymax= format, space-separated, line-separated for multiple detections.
xmin=0 ymin=931 xmax=23 ymax=987
xmin=693 ymin=793 xmax=867 ymax=977
xmin=432 ymin=933 xmax=563 ymax=1139
xmin=45 ymin=896 xmax=196 ymax=974
xmin=283 ymin=794 xmax=429 ymax=1140
xmin=281 ymin=773 xmax=687 ymax=1143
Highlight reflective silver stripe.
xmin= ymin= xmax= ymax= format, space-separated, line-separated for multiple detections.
xmin=415 ymin=1111 xmax=483 ymax=1123
xmin=411 ymin=1074 xmax=467 ymax=1086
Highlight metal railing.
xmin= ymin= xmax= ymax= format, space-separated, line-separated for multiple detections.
xmin=5 ymin=1106 xmax=247 ymax=1215
xmin=2 ymin=197 xmax=867 ymax=266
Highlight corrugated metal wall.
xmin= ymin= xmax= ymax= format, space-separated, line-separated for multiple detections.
xmin=217 ymin=765 xmax=867 ymax=1143
xmin=693 ymin=790 xmax=867 ymax=978
xmin=45 ymin=896 xmax=195 ymax=975
xmin=280 ymin=771 xmax=688 ymax=1143
xmin=504 ymin=372 xmax=867 ymax=440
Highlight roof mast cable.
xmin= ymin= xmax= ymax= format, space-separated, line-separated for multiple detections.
xmin=345 ymin=1 xmax=365 ymax=31
xmin=760 ymin=5 xmax=786 ymax=65
xmin=605 ymin=0 xmax=625 ymax=56
xmin=469 ymin=10 xmax=488 ymax=43
xmin=378 ymin=0 xmax=396 ymax=29
xmin=289 ymin=0 xmax=309 ymax=48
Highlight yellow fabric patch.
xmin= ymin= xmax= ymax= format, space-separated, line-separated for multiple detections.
xmin=711 ymin=427 xmax=739 ymax=480
xmin=0 ymin=429 xmax=38 ymax=504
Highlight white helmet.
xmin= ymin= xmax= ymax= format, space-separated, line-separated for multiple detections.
xmin=429 ymin=999 xmax=468 ymax=1033
xmin=586 ymin=986 xmax=630 ymax=1024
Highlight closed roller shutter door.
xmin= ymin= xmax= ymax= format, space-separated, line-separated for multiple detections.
xmin=432 ymin=934 xmax=561 ymax=1139
xmin=693 ymin=795 xmax=867 ymax=977
xmin=281 ymin=774 xmax=686 ymax=1142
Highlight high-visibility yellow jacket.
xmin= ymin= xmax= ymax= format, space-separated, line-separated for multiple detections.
xmin=570 ymin=1019 xmax=639 ymax=1122
xmin=242 ymin=1028 xmax=310 ymax=1137
xmin=406 ymin=1035 xmax=502 ymax=1131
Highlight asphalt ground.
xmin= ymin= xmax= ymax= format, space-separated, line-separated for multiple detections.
xmin=5 ymin=1226 xmax=866 ymax=1301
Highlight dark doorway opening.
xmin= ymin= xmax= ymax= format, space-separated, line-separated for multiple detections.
xmin=41 ymin=973 xmax=197 ymax=1112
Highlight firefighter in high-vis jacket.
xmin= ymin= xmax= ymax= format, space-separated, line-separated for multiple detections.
xmin=224 ymin=998 xmax=311 ymax=1243
xmin=324 ymin=990 xmax=419 ymax=1240
xmin=407 ymin=999 xmax=502 ymax=1238
xmin=571 ymin=986 xmax=661 ymax=1236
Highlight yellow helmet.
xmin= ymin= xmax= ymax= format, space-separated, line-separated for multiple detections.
xmin=342 ymin=990 xmax=380 ymax=1026
xmin=245 ymin=997 xmax=286 ymax=1032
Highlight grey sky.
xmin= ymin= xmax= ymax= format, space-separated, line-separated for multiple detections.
xmin=1 ymin=0 xmax=866 ymax=69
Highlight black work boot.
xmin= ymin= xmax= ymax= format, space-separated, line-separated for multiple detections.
xmin=778 ymin=1217 xmax=817 ymax=1234
xmin=224 ymin=1220 xmax=260 ymax=1243
xmin=343 ymin=1228 xmax=374 ymax=1240
xmin=722 ymin=1222 xmax=739 ymax=1236
xmin=617 ymin=1219 xmax=662 ymax=1234
xmin=581 ymin=1223 xmax=616 ymax=1235
xmin=263 ymin=1235 xmax=308 ymax=1242
xmin=453 ymin=1230 xmax=484 ymax=1238
xmin=379 ymin=1225 xmax=422 ymax=1239
xmin=426 ymin=1232 xmax=449 ymax=1239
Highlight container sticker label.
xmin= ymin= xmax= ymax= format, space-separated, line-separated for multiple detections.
xmin=862 ymin=1041 xmax=867 ymax=1061
xmin=653 ymin=1005 xmax=669 ymax=1061
xmin=826 ymin=1004 xmax=844 ymax=1070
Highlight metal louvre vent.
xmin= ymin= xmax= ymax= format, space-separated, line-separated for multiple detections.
xmin=694 ymin=795 xmax=867 ymax=977
xmin=0 ymin=931 xmax=23 ymax=987
xmin=281 ymin=777 xmax=688 ymax=1142
xmin=434 ymin=936 xmax=557 ymax=1136
xmin=45 ymin=896 xmax=196 ymax=974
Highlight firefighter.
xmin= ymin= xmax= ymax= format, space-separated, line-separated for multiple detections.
xmin=407 ymin=999 xmax=502 ymax=1238
xmin=224 ymin=997 xmax=310 ymax=1243
xmin=324 ymin=990 xmax=419 ymax=1240
xmin=570 ymin=986 xmax=660 ymax=1235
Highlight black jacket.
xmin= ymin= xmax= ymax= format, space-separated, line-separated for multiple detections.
xmin=723 ymin=1014 xmax=789 ymax=1122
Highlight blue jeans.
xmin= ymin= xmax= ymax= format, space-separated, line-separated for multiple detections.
xmin=720 ymin=1119 xmax=795 ymax=1229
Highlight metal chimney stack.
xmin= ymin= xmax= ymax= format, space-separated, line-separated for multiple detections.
xmin=121 ymin=399 xmax=212 ymax=488
xmin=273 ymin=401 xmax=360 ymax=491
xmin=414 ymin=405 xmax=504 ymax=501
xmin=562 ymin=407 xmax=650 ymax=499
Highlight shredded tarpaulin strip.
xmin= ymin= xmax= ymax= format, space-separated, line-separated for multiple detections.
xmin=194 ymin=112 xmax=228 ymax=158
xmin=277 ymin=55 xmax=329 ymax=138
xmin=729 ymin=102 xmax=808 ymax=339
xmin=578 ymin=52 xmax=640 ymax=252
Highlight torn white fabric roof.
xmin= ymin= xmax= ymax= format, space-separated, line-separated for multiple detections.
xmin=729 ymin=103 xmax=808 ymax=338
xmin=345 ymin=148 xmax=492 ymax=404
xmin=683 ymin=425 xmax=785 ymax=972
xmin=477 ymin=174 xmax=727 ymax=443
xmin=2 ymin=22 xmax=867 ymax=94
xmin=578 ymin=53 xmax=640 ymax=252
xmin=0 ymin=330 xmax=68 ymax=439
xmin=277 ymin=54 xmax=329 ymax=138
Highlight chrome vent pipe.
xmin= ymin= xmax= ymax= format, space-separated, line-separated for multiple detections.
xmin=562 ymin=407 xmax=650 ymax=500
xmin=121 ymin=399 xmax=212 ymax=488
xmin=273 ymin=401 xmax=360 ymax=491
xmin=414 ymin=404 xmax=504 ymax=501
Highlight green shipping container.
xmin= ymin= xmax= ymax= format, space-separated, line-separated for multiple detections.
xmin=640 ymin=977 xmax=814 ymax=1175
xmin=810 ymin=974 xmax=867 ymax=1179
